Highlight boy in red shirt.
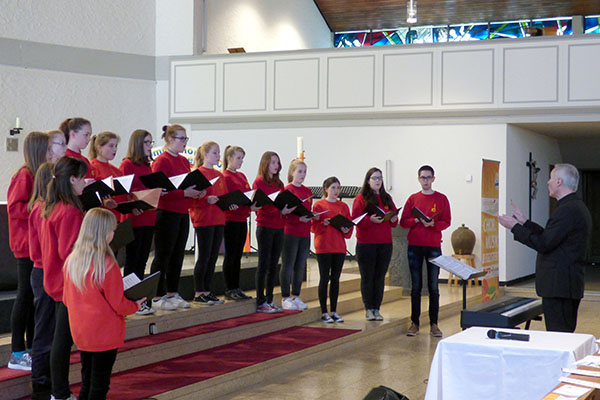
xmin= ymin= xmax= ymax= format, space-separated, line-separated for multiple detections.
xmin=400 ymin=165 xmax=451 ymax=338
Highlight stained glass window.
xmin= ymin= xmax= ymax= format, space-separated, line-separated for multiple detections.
xmin=449 ymin=23 xmax=489 ymax=41
xmin=585 ymin=16 xmax=600 ymax=34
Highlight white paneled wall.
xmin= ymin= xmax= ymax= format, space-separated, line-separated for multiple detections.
xmin=170 ymin=35 xmax=600 ymax=122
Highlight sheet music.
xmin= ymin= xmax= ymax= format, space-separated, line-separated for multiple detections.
xmin=114 ymin=174 xmax=134 ymax=192
xmin=553 ymin=384 xmax=592 ymax=397
xmin=209 ymin=176 xmax=219 ymax=185
xmin=244 ymin=189 xmax=255 ymax=200
xmin=353 ymin=213 xmax=367 ymax=225
xmin=122 ymin=273 xmax=141 ymax=291
xmin=312 ymin=210 xmax=329 ymax=217
xmin=169 ymin=173 xmax=187 ymax=189
xmin=267 ymin=192 xmax=279 ymax=201
xmin=429 ymin=255 xmax=479 ymax=280
xmin=101 ymin=176 xmax=113 ymax=189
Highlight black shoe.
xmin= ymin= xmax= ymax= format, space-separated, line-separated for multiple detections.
xmin=206 ymin=293 xmax=225 ymax=304
xmin=224 ymin=290 xmax=239 ymax=301
xmin=236 ymin=288 xmax=252 ymax=300
xmin=193 ymin=294 xmax=215 ymax=306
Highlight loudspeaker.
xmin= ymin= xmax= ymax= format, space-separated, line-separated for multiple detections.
xmin=363 ymin=385 xmax=410 ymax=400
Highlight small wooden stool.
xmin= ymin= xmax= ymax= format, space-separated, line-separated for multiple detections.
xmin=448 ymin=254 xmax=480 ymax=286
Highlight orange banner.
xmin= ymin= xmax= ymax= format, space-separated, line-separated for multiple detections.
xmin=481 ymin=160 xmax=500 ymax=302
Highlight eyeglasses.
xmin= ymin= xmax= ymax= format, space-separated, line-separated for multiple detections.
xmin=143 ymin=140 xmax=155 ymax=146
xmin=51 ymin=141 xmax=66 ymax=147
xmin=173 ymin=136 xmax=189 ymax=143
xmin=370 ymin=176 xmax=383 ymax=181
xmin=419 ymin=176 xmax=433 ymax=180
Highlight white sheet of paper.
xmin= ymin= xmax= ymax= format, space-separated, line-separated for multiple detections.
xmin=114 ymin=174 xmax=134 ymax=193
xmin=352 ymin=213 xmax=367 ymax=225
xmin=101 ymin=176 xmax=113 ymax=189
xmin=122 ymin=273 xmax=141 ymax=291
xmin=312 ymin=210 xmax=329 ymax=217
xmin=209 ymin=176 xmax=219 ymax=185
xmin=169 ymin=173 xmax=187 ymax=189
xmin=244 ymin=190 xmax=255 ymax=200
xmin=553 ymin=384 xmax=592 ymax=397
xmin=429 ymin=255 xmax=479 ymax=280
xmin=575 ymin=355 xmax=600 ymax=368
xmin=268 ymin=192 xmax=279 ymax=201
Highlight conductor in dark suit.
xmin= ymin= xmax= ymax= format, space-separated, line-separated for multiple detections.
xmin=499 ymin=163 xmax=592 ymax=333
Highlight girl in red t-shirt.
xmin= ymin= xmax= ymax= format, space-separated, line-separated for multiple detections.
xmin=59 ymin=118 xmax=93 ymax=179
xmin=311 ymin=177 xmax=353 ymax=323
xmin=63 ymin=208 xmax=142 ymax=400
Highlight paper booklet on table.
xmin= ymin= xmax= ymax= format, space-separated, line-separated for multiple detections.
xmin=115 ymin=188 xmax=161 ymax=214
xmin=123 ymin=271 xmax=161 ymax=301
xmin=429 ymin=255 xmax=480 ymax=280
xmin=411 ymin=206 xmax=441 ymax=223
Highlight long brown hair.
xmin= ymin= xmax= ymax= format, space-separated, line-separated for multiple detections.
xmin=42 ymin=157 xmax=87 ymax=218
xmin=28 ymin=162 xmax=54 ymax=212
xmin=89 ymin=131 xmax=120 ymax=160
xmin=59 ymin=118 xmax=91 ymax=144
xmin=22 ymin=131 xmax=49 ymax=176
xmin=194 ymin=141 xmax=218 ymax=168
xmin=359 ymin=167 xmax=394 ymax=208
xmin=257 ymin=151 xmax=283 ymax=187
xmin=222 ymin=145 xmax=245 ymax=171
xmin=126 ymin=129 xmax=153 ymax=165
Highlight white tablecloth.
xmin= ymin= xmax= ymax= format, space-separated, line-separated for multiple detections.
xmin=424 ymin=327 xmax=597 ymax=400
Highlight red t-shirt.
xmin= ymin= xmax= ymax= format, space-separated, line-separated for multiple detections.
xmin=352 ymin=193 xmax=398 ymax=244
xmin=283 ymin=184 xmax=313 ymax=238
xmin=152 ymin=151 xmax=191 ymax=215
xmin=28 ymin=202 xmax=43 ymax=269
xmin=223 ymin=170 xmax=252 ymax=222
xmin=7 ymin=167 xmax=34 ymax=258
xmin=252 ymin=176 xmax=284 ymax=230
xmin=119 ymin=158 xmax=157 ymax=228
xmin=63 ymin=256 xmax=138 ymax=351
xmin=65 ymin=149 xmax=93 ymax=179
xmin=311 ymin=199 xmax=353 ymax=254
xmin=189 ymin=166 xmax=227 ymax=227
xmin=41 ymin=202 xmax=84 ymax=301
xmin=400 ymin=191 xmax=451 ymax=247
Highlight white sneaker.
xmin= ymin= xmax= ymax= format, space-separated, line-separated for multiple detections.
xmin=321 ymin=313 xmax=334 ymax=323
xmin=281 ymin=297 xmax=299 ymax=310
xmin=152 ymin=295 xmax=178 ymax=311
xmin=136 ymin=302 xmax=156 ymax=315
xmin=267 ymin=301 xmax=284 ymax=313
xmin=365 ymin=309 xmax=376 ymax=321
xmin=373 ymin=309 xmax=384 ymax=321
xmin=50 ymin=394 xmax=77 ymax=400
xmin=8 ymin=352 xmax=32 ymax=371
xmin=170 ymin=293 xmax=190 ymax=309
xmin=292 ymin=296 xmax=308 ymax=310
xmin=330 ymin=312 xmax=344 ymax=323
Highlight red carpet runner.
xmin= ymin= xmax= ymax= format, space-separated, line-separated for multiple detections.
xmin=73 ymin=326 xmax=359 ymax=399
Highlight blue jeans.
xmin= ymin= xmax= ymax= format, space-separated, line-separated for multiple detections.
xmin=408 ymin=245 xmax=441 ymax=326
xmin=280 ymin=235 xmax=310 ymax=298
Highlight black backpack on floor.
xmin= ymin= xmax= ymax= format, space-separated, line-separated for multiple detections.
xmin=363 ymin=385 xmax=410 ymax=400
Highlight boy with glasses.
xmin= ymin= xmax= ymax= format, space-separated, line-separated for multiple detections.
xmin=400 ymin=165 xmax=451 ymax=337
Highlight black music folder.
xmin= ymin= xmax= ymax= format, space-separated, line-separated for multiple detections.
xmin=364 ymin=203 xmax=401 ymax=221
xmin=411 ymin=206 xmax=441 ymax=223
xmin=123 ymin=271 xmax=161 ymax=301
xmin=272 ymin=190 xmax=305 ymax=210
xmin=178 ymin=169 xmax=213 ymax=191
xmin=329 ymin=213 xmax=367 ymax=232
xmin=79 ymin=191 xmax=103 ymax=211
xmin=115 ymin=199 xmax=155 ymax=214
xmin=112 ymin=175 xmax=134 ymax=195
xmin=109 ymin=219 xmax=135 ymax=252
xmin=138 ymin=171 xmax=177 ymax=191
xmin=83 ymin=179 xmax=115 ymax=198
xmin=217 ymin=190 xmax=254 ymax=210
xmin=252 ymin=189 xmax=273 ymax=207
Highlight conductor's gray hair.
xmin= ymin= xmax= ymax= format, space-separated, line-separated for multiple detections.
xmin=553 ymin=163 xmax=579 ymax=191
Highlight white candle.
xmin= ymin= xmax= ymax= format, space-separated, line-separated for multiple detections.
xmin=15 ymin=117 xmax=20 ymax=129
xmin=297 ymin=136 xmax=304 ymax=159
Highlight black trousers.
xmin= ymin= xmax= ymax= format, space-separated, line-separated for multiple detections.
xmin=30 ymin=267 xmax=55 ymax=399
xmin=316 ymin=253 xmax=345 ymax=313
xmin=11 ymin=256 xmax=34 ymax=352
xmin=193 ymin=225 xmax=224 ymax=292
xmin=51 ymin=302 xmax=74 ymax=399
xmin=124 ymin=226 xmax=154 ymax=280
xmin=223 ymin=221 xmax=247 ymax=290
xmin=78 ymin=349 xmax=118 ymax=400
xmin=356 ymin=243 xmax=393 ymax=310
xmin=255 ymin=226 xmax=283 ymax=305
xmin=150 ymin=210 xmax=189 ymax=295
xmin=542 ymin=297 xmax=581 ymax=333
xmin=407 ymin=245 xmax=441 ymax=326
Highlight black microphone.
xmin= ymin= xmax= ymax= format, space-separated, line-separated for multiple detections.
xmin=487 ymin=329 xmax=530 ymax=342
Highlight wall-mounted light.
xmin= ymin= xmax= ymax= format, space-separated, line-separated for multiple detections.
xmin=407 ymin=0 xmax=417 ymax=24
xmin=10 ymin=117 xmax=22 ymax=136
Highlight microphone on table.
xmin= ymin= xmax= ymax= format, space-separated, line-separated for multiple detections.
xmin=487 ymin=329 xmax=530 ymax=342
